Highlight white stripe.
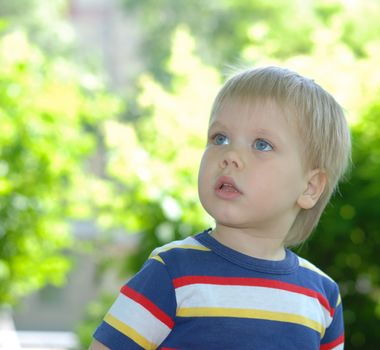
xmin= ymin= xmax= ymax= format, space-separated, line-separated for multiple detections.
xmin=108 ymin=293 xmax=171 ymax=345
xmin=176 ymin=284 xmax=332 ymax=328
xmin=330 ymin=344 xmax=344 ymax=350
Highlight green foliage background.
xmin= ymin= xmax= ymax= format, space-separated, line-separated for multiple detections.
xmin=1 ymin=1 xmax=379 ymax=349
xmin=0 ymin=1 xmax=120 ymax=304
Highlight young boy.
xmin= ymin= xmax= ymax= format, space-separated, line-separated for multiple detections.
xmin=90 ymin=66 xmax=351 ymax=349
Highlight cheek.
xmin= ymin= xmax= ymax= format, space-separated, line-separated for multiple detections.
xmin=247 ymin=163 xmax=302 ymax=198
xmin=197 ymin=154 xmax=209 ymax=191
xmin=197 ymin=152 xmax=215 ymax=204
xmin=197 ymin=170 xmax=209 ymax=213
xmin=198 ymin=150 xmax=213 ymax=177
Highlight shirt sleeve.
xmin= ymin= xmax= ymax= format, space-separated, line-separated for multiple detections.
xmin=93 ymin=257 xmax=176 ymax=350
xmin=320 ymin=294 xmax=344 ymax=350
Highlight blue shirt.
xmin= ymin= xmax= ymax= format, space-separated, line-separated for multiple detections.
xmin=93 ymin=229 xmax=344 ymax=349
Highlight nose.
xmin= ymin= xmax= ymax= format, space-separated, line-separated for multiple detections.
xmin=219 ymin=150 xmax=244 ymax=169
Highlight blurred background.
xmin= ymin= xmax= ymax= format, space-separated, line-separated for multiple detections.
xmin=0 ymin=0 xmax=379 ymax=349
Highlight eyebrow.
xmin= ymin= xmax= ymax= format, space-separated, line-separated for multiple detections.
xmin=209 ymin=121 xmax=279 ymax=138
xmin=255 ymin=128 xmax=278 ymax=138
xmin=208 ymin=120 xmax=226 ymax=130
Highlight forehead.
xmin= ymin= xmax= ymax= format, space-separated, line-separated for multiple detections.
xmin=210 ymin=96 xmax=295 ymax=129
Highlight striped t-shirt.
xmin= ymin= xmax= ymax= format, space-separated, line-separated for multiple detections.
xmin=93 ymin=229 xmax=344 ymax=349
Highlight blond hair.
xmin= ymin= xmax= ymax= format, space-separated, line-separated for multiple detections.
xmin=210 ymin=66 xmax=351 ymax=246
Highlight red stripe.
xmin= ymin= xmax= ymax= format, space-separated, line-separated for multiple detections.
xmin=320 ymin=334 xmax=344 ymax=350
xmin=120 ymin=285 xmax=174 ymax=329
xmin=173 ymin=276 xmax=334 ymax=317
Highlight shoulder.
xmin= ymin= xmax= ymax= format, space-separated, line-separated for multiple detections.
xmin=297 ymin=256 xmax=335 ymax=282
xmin=296 ymin=255 xmax=342 ymax=307
xmin=149 ymin=235 xmax=211 ymax=265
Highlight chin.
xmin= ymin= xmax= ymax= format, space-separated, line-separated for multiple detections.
xmin=211 ymin=214 xmax=247 ymax=228
xmin=216 ymin=221 xmax=249 ymax=229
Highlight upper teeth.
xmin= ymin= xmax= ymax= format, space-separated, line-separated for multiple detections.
xmin=221 ymin=183 xmax=236 ymax=191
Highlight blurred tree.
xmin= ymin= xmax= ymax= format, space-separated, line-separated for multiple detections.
xmin=123 ymin=0 xmax=318 ymax=84
xmin=97 ymin=28 xmax=219 ymax=271
xmin=0 ymin=27 xmax=120 ymax=304
xmin=0 ymin=0 xmax=75 ymax=56
xmin=122 ymin=0 xmax=380 ymax=84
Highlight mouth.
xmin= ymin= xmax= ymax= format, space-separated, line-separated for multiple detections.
xmin=215 ymin=176 xmax=242 ymax=196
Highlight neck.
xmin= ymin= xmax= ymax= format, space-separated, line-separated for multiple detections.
xmin=211 ymin=225 xmax=286 ymax=261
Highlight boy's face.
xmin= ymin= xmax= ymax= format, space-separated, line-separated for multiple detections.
xmin=198 ymin=98 xmax=310 ymax=239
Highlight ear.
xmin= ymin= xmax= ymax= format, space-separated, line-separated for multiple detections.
xmin=297 ymin=169 xmax=327 ymax=210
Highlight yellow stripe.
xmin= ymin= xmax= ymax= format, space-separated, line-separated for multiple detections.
xmin=149 ymin=245 xmax=211 ymax=258
xmin=299 ymin=260 xmax=333 ymax=282
xmin=177 ymin=307 xmax=325 ymax=337
xmin=104 ymin=314 xmax=157 ymax=350
xmin=336 ymin=294 xmax=341 ymax=307
xmin=150 ymin=255 xmax=165 ymax=264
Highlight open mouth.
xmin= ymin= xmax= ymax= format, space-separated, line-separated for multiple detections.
xmin=219 ymin=183 xmax=239 ymax=192
xmin=215 ymin=176 xmax=242 ymax=196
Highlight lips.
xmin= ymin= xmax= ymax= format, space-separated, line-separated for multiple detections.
xmin=215 ymin=176 xmax=242 ymax=199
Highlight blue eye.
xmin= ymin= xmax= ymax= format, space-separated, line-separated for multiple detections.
xmin=213 ymin=134 xmax=229 ymax=145
xmin=253 ymin=139 xmax=273 ymax=152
